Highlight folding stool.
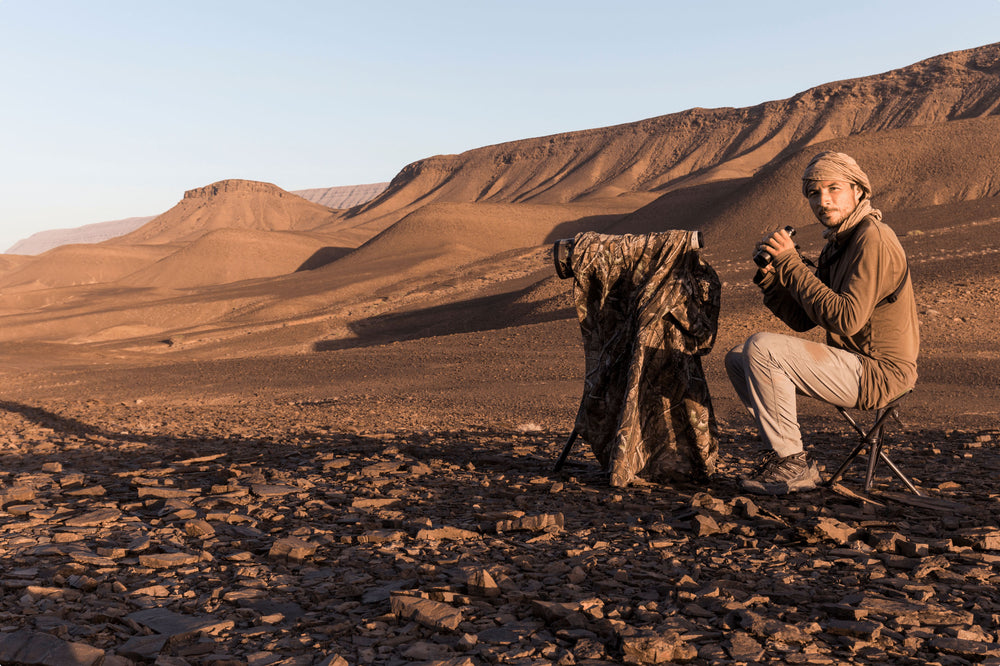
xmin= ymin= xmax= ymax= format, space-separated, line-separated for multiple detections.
xmin=824 ymin=391 xmax=923 ymax=496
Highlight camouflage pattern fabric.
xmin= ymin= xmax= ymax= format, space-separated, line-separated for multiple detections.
xmin=569 ymin=231 xmax=721 ymax=486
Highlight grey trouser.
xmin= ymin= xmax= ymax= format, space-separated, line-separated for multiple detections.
xmin=725 ymin=332 xmax=863 ymax=457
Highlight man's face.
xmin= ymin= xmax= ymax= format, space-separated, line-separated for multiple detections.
xmin=805 ymin=180 xmax=862 ymax=228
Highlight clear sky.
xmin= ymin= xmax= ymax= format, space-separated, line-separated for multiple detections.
xmin=1 ymin=0 xmax=998 ymax=253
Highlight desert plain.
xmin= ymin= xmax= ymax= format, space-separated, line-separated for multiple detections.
xmin=0 ymin=44 xmax=999 ymax=666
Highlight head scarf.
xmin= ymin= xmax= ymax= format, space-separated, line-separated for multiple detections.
xmin=801 ymin=151 xmax=872 ymax=200
xmin=801 ymin=151 xmax=879 ymax=239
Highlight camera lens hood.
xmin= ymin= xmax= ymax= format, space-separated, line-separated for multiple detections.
xmin=552 ymin=238 xmax=575 ymax=279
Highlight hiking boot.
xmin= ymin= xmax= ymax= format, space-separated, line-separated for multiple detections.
xmin=740 ymin=451 xmax=820 ymax=495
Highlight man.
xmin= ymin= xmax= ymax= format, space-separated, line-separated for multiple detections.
xmin=725 ymin=151 xmax=919 ymax=495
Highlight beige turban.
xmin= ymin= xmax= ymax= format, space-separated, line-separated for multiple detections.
xmin=801 ymin=151 xmax=872 ymax=200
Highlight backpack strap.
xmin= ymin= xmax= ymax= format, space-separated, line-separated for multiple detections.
xmin=880 ymin=263 xmax=910 ymax=306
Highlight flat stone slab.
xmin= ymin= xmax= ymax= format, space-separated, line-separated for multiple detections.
xmin=0 ymin=629 xmax=105 ymax=666
xmin=63 ymin=508 xmax=122 ymax=527
xmin=127 ymin=608 xmax=234 ymax=637
xmin=138 ymin=552 xmax=200 ymax=568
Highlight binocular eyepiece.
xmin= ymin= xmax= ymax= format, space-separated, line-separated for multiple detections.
xmin=753 ymin=226 xmax=796 ymax=268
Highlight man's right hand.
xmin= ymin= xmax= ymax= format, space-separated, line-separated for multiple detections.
xmin=761 ymin=228 xmax=796 ymax=258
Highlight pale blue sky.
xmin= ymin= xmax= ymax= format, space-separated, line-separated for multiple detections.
xmin=1 ymin=0 xmax=998 ymax=252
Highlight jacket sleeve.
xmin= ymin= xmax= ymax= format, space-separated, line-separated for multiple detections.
xmin=769 ymin=231 xmax=887 ymax=337
xmin=756 ymin=267 xmax=817 ymax=332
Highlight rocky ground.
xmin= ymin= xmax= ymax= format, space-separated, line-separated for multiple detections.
xmin=1 ymin=347 xmax=1000 ymax=666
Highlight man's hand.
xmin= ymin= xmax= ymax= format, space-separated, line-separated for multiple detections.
xmin=761 ymin=227 xmax=796 ymax=260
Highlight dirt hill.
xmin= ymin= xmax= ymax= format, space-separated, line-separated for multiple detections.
xmin=121 ymin=228 xmax=349 ymax=289
xmin=327 ymin=43 xmax=1000 ymax=239
xmin=0 ymin=243 xmax=174 ymax=293
xmin=111 ymin=179 xmax=339 ymax=245
xmin=0 ymin=180 xmax=356 ymax=296
xmin=5 ymin=183 xmax=389 ymax=257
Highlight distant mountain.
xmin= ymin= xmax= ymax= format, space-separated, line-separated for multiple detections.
xmin=4 ymin=182 xmax=388 ymax=255
xmin=6 ymin=216 xmax=156 ymax=255
xmin=293 ymin=182 xmax=389 ymax=209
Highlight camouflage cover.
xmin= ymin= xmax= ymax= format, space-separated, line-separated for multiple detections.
xmin=569 ymin=230 xmax=721 ymax=486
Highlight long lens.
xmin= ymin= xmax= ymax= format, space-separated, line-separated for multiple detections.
xmin=553 ymin=238 xmax=575 ymax=279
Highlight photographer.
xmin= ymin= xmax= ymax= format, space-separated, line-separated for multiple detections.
xmin=725 ymin=151 xmax=919 ymax=495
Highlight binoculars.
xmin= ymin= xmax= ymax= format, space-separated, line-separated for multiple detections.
xmin=753 ymin=226 xmax=796 ymax=268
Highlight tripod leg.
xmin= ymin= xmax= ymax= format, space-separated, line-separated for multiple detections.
xmin=553 ymin=429 xmax=579 ymax=473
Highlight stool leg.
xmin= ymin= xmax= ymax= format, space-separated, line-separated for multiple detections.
xmin=861 ymin=405 xmax=904 ymax=491
xmin=827 ymin=437 xmax=868 ymax=486
xmin=828 ymin=395 xmax=922 ymax=496
xmin=863 ymin=418 xmax=885 ymax=492
xmin=553 ymin=428 xmax=578 ymax=473
xmin=830 ymin=403 xmax=918 ymax=495
xmin=826 ymin=407 xmax=869 ymax=486
xmin=875 ymin=449 xmax=924 ymax=496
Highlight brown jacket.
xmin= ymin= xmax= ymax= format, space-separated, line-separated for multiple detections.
xmin=758 ymin=213 xmax=919 ymax=409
